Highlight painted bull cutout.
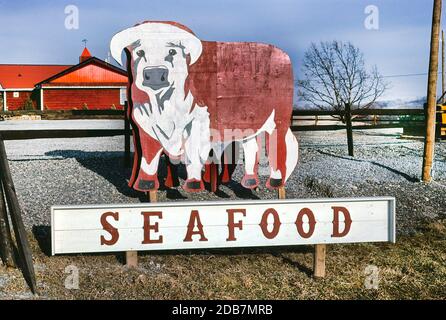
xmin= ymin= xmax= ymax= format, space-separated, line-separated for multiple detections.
xmin=110 ymin=21 xmax=298 ymax=193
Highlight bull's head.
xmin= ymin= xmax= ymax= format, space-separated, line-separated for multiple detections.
xmin=110 ymin=21 xmax=202 ymax=97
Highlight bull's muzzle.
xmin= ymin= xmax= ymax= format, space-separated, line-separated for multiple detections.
xmin=142 ymin=66 xmax=170 ymax=90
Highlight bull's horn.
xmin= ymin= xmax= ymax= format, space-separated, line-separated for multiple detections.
xmin=110 ymin=28 xmax=141 ymax=66
xmin=110 ymin=22 xmax=203 ymax=66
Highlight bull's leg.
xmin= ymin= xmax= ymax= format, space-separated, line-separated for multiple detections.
xmin=164 ymin=154 xmax=180 ymax=188
xmin=184 ymin=161 xmax=205 ymax=192
xmin=183 ymin=109 xmax=211 ymax=192
xmin=283 ymin=128 xmax=299 ymax=182
xmin=241 ymin=136 xmax=260 ymax=189
xmin=265 ymin=127 xmax=288 ymax=190
xmin=220 ymin=142 xmax=238 ymax=184
xmin=183 ymin=139 xmax=207 ymax=193
xmin=133 ymin=129 xmax=163 ymax=192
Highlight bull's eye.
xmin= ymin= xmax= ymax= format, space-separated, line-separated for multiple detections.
xmin=169 ymin=49 xmax=177 ymax=56
xmin=137 ymin=50 xmax=145 ymax=58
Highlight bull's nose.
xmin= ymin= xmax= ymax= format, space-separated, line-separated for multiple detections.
xmin=142 ymin=67 xmax=170 ymax=90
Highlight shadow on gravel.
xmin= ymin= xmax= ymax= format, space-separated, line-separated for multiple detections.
xmin=32 ymin=225 xmax=51 ymax=256
xmin=45 ymin=150 xmax=150 ymax=201
xmin=45 ymin=150 xmax=196 ymax=201
xmin=317 ymin=150 xmax=419 ymax=183
xmin=43 ymin=150 xmax=250 ymax=200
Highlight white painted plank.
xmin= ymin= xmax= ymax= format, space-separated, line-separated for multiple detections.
xmin=52 ymin=198 xmax=395 ymax=255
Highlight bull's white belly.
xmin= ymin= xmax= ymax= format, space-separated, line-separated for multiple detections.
xmin=133 ymin=96 xmax=277 ymax=165
xmin=133 ymin=99 xmax=211 ymax=160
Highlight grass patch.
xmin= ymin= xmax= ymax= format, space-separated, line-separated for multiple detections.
xmin=1 ymin=219 xmax=445 ymax=300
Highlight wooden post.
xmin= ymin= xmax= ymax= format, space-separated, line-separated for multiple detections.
xmin=345 ymin=103 xmax=354 ymax=157
xmin=125 ymin=190 xmax=157 ymax=268
xmin=124 ymin=102 xmax=131 ymax=168
xmin=277 ymin=186 xmax=326 ymax=278
xmin=278 ymin=186 xmax=286 ymax=200
xmin=423 ymin=0 xmax=442 ymax=182
xmin=125 ymin=251 xmax=138 ymax=268
xmin=0 ymin=182 xmax=15 ymax=267
xmin=148 ymin=190 xmax=158 ymax=203
xmin=313 ymin=244 xmax=326 ymax=278
xmin=0 ymin=138 xmax=37 ymax=293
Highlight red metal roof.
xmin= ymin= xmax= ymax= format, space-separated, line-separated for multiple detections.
xmin=0 ymin=64 xmax=72 ymax=89
xmin=39 ymin=57 xmax=128 ymax=87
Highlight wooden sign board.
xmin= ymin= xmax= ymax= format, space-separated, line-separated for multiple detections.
xmin=51 ymin=197 xmax=395 ymax=255
xmin=110 ymin=21 xmax=299 ymax=193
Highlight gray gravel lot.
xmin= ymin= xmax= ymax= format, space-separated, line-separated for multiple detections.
xmin=3 ymin=121 xmax=446 ymax=236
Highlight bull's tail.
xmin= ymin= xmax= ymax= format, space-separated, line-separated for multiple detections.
xmin=284 ymin=128 xmax=299 ymax=182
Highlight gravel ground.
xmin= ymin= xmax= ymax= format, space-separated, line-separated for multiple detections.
xmin=1 ymin=121 xmax=446 ymax=300
xmin=3 ymin=123 xmax=445 ymax=237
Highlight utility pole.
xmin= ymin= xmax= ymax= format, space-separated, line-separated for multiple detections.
xmin=422 ymin=0 xmax=442 ymax=182
xmin=442 ymin=30 xmax=445 ymax=103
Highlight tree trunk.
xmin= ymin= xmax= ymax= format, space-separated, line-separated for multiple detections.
xmin=345 ymin=103 xmax=354 ymax=157
xmin=422 ymin=0 xmax=442 ymax=182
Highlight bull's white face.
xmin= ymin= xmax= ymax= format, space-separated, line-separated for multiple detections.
xmin=129 ymin=38 xmax=191 ymax=96
xmin=110 ymin=22 xmax=203 ymax=98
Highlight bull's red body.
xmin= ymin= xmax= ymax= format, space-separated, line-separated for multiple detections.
xmin=112 ymin=21 xmax=297 ymax=193
xmin=187 ymin=41 xmax=294 ymax=139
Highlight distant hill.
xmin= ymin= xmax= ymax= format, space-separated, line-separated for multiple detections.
xmin=295 ymin=97 xmax=427 ymax=110
xmin=375 ymin=97 xmax=426 ymax=109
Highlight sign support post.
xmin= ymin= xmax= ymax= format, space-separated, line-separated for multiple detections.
xmin=125 ymin=190 xmax=158 ymax=267
xmin=313 ymin=244 xmax=326 ymax=278
xmin=278 ymin=185 xmax=326 ymax=278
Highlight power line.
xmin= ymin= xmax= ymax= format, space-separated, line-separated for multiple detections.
xmin=297 ymin=72 xmax=441 ymax=82
xmin=381 ymin=72 xmax=435 ymax=78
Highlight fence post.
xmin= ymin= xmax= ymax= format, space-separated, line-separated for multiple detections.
xmin=124 ymin=102 xmax=131 ymax=168
xmin=0 ymin=138 xmax=37 ymax=293
xmin=0 ymin=181 xmax=15 ymax=267
xmin=345 ymin=103 xmax=354 ymax=157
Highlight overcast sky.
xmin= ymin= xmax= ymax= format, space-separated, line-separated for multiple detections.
xmin=0 ymin=0 xmax=442 ymax=101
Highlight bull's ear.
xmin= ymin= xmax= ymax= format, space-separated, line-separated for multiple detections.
xmin=110 ymin=27 xmax=141 ymax=66
xmin=183 ymin=36 xmax=203 ymax=65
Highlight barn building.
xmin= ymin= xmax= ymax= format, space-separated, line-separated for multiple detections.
xmin=0 ymin=48 xmax=128 ymax=111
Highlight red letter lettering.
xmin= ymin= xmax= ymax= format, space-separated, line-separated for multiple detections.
xmin=141 ymin=211 xmax=163 ymax=244
xmin=332 ymin=206 xmax=352 ymax=237
xmin=226 ymin=209 xmax=246 ymax=241
xmin=259 ymin=208 xmax=281 ymax=239
xmin=100 ymin=211 xmax=119 ymax=246
xmin=295 ymin=208 xmax=316 ymax=238
xmin=183 ymin=210 xmax=208 ymax=242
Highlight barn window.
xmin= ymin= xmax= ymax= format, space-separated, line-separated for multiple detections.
xmin=13 ymin=92 xmax=19 ymax=98
xmin=120 ymin=88 xmax=127 ymax=106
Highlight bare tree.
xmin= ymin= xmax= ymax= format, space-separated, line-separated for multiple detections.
xmin=298 ymin=41 xmax=388 ymax=122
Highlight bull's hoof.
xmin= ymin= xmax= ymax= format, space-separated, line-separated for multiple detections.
xmin=136 ymin=179 xmax=159 ymax=191
xmin=183 ymin=179 xmax=204 ymax=193
xmin=266 ymin=178 xmax=283 ymax=190
xmin=241 ymin=175 xmax=259 ymax=189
